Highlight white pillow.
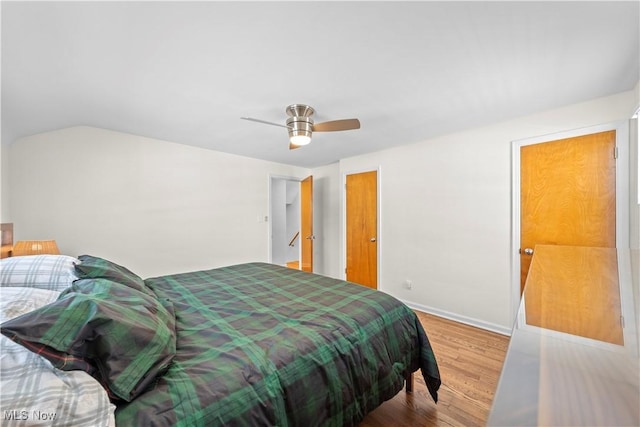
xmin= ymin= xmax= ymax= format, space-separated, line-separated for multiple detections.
xmin=0 ymin=254 xmax=79 ymax=291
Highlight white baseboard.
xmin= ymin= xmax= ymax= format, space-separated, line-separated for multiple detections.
xmin=400 ymin=299 xmax=513 ymax=337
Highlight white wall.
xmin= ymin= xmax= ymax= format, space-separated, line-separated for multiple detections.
xmin=630 ymin=80 xmax=640 ymax=250
xmin=285 ymin=186 xmax=300 ymax=262
xmin=631 ymin=116 xmax=639 ymax=250
xmin=311 ymin=162 xmax=342 ymax=278
xmin=1 ymin=143 xmax=9 ymax=222
xmin=270 ymin=178 xmax=287 ymax=265
xmin=627 ymin=82 xmax=639 ymax=250
xmin=9 ymin=126 xmax=310 ymax=278
xmin=327 ymin=89 xmax=639 ymax=333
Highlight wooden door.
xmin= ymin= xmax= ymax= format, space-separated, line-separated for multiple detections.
xmin=300 ymin=175 xmax=313 ymax=272
xmin=346 ymin=171 xmax=377 ymax=289
xmin=520 ymin=130 xmax=616 ymax=293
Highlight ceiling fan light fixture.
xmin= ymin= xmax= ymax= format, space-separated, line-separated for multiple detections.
xmin=289 ymin=133 xmax=312 ymax=146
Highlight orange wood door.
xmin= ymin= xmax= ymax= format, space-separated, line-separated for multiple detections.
xmin=300 ymin=175 xmax=313 ymax=272
xmin=346 ymin=171 xmax=377 ymax=289
xmin=520 ymin=130 xmax=616 ymax=293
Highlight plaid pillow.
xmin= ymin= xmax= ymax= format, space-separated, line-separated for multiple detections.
xmin=0 ymin=278 xmax=176 ymax=402
xmin=1 ymin=287 xmax=114 ymax=426
xmin=74 ymin=255 xmax=154 ymax=297
xmin=0 ymin=255 xmax=78 ymax=291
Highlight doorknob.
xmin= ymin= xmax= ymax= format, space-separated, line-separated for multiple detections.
xmin=523 ymin=248 xmax=534 ymax=255
xmin=370 ymin=237 xmax=377 ymax=242
xmin=306 ymin=235 xmax=315 ymax=240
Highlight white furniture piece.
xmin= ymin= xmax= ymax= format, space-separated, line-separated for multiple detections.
xmin=488 ymin=246 xmax=639 ymax=426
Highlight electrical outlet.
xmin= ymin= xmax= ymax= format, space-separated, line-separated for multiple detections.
xmin=405 ymin=279 xmax=412 ymax=290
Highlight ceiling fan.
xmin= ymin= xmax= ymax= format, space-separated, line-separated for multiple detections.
xmin=241 ymin=104 xmax=360 ymax=150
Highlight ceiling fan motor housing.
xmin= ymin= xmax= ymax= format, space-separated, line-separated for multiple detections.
xmin=286 ymin=104 xmax=315 ymax=142
xmin=286 ymin=115 xmax=313 ymax=141
xmin=286 ymin=104 xmax=315 ymax=118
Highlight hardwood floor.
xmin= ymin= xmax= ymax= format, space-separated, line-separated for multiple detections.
xmin=360 ymin=311 xmax=510 ymax=427
xmin=286 ymin=260 xmax=300 ymax=270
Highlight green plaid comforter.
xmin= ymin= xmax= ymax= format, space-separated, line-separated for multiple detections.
xmin=115 ymin=262 xmax=440 ymax=426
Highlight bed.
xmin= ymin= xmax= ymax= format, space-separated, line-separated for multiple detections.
xmin=1 ymin=254 xmax=441 ymax=426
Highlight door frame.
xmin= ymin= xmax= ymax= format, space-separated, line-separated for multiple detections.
xmin=510 ymin=120 xmax=630 ymax=321
xmin=342 ymin=166 xmax=382 ymax=288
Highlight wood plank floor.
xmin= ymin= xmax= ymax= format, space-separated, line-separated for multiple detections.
xmin=360 ymin=311 xmax=510 ymax=427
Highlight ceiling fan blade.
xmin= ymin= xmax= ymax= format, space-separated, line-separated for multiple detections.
xmin=241 ymin=117 xmax=291 ymax=129
xmin=312 ymin=118 xmax=360 ymax=132
xmin=289 ymin=142 xmax=302 ymax=150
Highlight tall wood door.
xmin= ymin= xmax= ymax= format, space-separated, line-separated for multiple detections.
xmin=520 ymin=130 xmax=616 ymax=293
xmin=300 ymin=175 xmax=313 ymax=273
xmin=346 ymin=171 xmax=378 ymax=289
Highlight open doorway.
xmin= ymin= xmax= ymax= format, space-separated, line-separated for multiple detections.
xmin=270 ymin=175 xmax=313 ymax=271
xmin=270 ymin=177 xmax=301 ymax=268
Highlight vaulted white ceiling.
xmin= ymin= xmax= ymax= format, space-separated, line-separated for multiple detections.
xmin=2 ymin=1 xmax=638 ymax=168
